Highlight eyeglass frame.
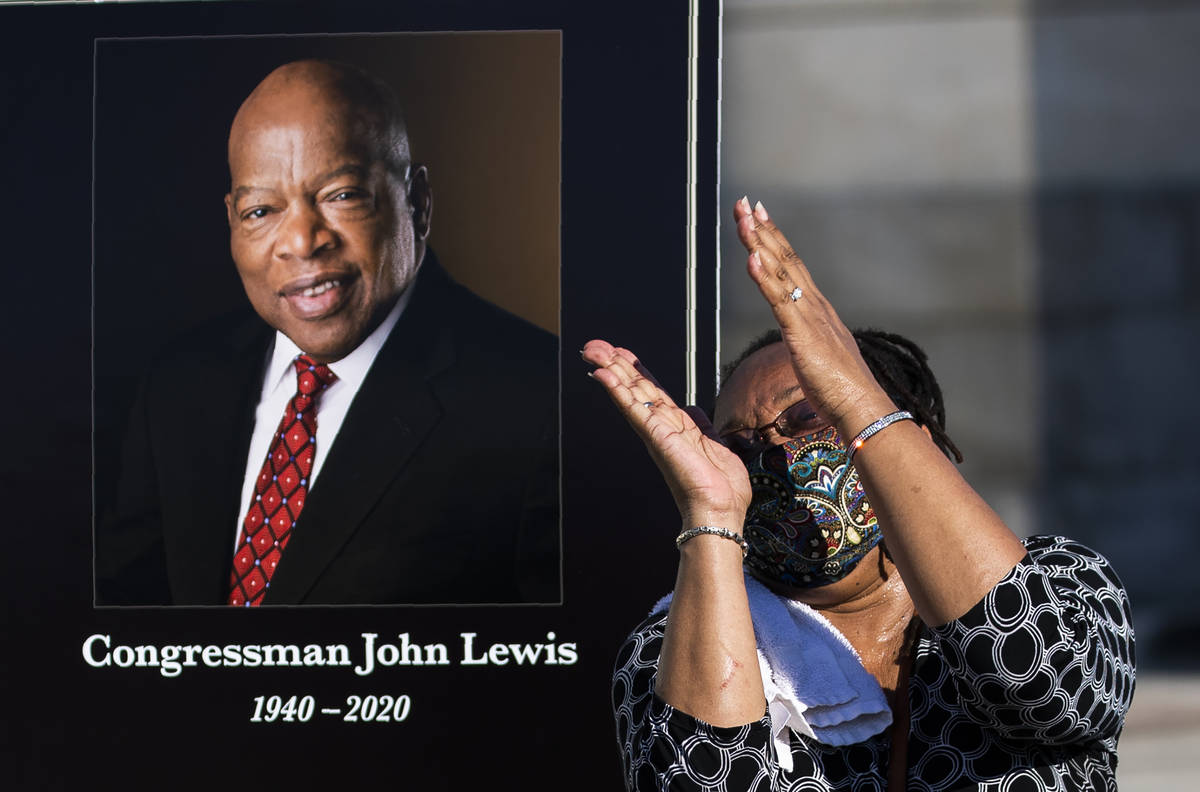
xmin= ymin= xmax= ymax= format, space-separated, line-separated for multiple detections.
xmin=718 ymin=399 xmax=826 ymax=461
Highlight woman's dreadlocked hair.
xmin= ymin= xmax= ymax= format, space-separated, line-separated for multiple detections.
xmin=718 ymin=328 xmax=963 ymax=463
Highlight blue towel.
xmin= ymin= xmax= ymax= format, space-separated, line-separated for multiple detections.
xmin=651 ymin=573 xmax=891 ymax=770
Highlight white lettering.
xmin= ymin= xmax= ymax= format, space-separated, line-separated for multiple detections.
xmin=558 ymin=642 xmax=578 ymax=665
xmin=261 ymin=645 xmax=299 ymax=666
xmin=460 ymin=632 xmax=488 ymax=665
xmin=423 ymin=642 xmax=450 ymax=666
xmin=355 ymin=633 xmax=377 ymax=676
xmin=377 ymin=643 xmax=399 ymax=667
xmin=507 ymin=643 xmax=544 ymax=664
xmin=325 ymin=644 xmax=350 ymax=666
xmin=161 ymin=645 xmax=182 ymax=677
xmin=82 ymin=634 xmax=111 ymax=667
xmin=398 ymin=633 xmax=422 ymax=665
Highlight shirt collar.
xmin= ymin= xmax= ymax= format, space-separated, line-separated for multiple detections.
xmin=261 ymin=279 xmax=415 ymax=397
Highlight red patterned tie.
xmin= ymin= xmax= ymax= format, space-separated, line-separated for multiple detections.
xmin=228 ymin=355 xmax=337 ymax=606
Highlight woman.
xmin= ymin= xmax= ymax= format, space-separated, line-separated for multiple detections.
xmin=583 ymin=198 xmax=1134 ymax=791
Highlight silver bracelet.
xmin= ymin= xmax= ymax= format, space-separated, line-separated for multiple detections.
xmin=846 ymin=410 xmax=914 ymax=463
xmin=675 ymin=526 xmax=749 ymax=556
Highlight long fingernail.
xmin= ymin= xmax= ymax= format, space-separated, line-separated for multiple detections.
xmin=586 ymin=370 xmax=595 ymax=379
xmin=754 ymin=201 xmax=769 ymax=223
xmin=738 ymin=195 xmax=750 ymax=212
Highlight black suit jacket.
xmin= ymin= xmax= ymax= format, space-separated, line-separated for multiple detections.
xmin=97 ymin=256 xmax=559 ymax=605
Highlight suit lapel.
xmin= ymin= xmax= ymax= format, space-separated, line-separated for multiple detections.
xmin=264 ymin=261 xmax=457 ymax=604
xmin=165 ymin=317 xmax=272 ymax=605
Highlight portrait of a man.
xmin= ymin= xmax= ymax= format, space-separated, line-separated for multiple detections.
xmin=94 ymin=42 xmax=560 ymax=606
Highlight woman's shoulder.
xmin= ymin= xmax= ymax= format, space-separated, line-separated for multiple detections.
xmin=937 ymin=533 xmax=1131 ymax=635
xmin=1017 ymin=534 xmax=1130 ymax=599
xmin=1021 ymin=534 xmax=1116 ymax=564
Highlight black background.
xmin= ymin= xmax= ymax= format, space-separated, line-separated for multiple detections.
xmin=0 ymin=1 xmax=720 ymax=788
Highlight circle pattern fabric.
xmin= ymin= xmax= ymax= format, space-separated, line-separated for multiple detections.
xmin=612 ymin=536 xmax=1135 ymax=791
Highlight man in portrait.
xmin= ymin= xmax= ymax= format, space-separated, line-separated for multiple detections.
xmin=95 ymin=59 xmax=559 ymax=606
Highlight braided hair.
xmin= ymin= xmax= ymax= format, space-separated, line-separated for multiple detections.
xmin=718 ymin=328 xmax=963 ymax=463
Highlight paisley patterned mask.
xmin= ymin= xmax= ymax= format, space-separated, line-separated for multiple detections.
xmin=743 ymin=426 xmax=881 ymax=588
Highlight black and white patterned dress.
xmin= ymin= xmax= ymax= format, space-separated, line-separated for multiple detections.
xmin=612 ymin=536 xmax=1135 ymax=791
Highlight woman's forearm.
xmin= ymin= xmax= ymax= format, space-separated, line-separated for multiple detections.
xmin=836 ymin=405 xmax=1027 ymax=626
xmin=655 ymin=522 xmax=766 ymax=727
xmin=733 ymin=199 xmax=1027 ymax=628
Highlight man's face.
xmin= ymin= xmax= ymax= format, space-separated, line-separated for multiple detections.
xmin=225 ymin=91 xmax=427 ymax=363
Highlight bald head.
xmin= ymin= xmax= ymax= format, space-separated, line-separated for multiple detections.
xmin=223 ymin=59 xmax=432 ymax=363
xmin=229 ymin=59 xmax=410 ymax=179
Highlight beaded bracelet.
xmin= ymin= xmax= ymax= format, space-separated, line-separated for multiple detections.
xmin=675 ymin=526 xmax=749 ymax=556
xmin=846 ymin=410 xmax=914 ymax=463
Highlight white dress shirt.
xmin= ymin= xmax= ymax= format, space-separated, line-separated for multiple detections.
xmin=232 ymin=285 xmax=414 ymax=549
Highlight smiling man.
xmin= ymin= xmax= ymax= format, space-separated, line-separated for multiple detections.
xmin=225 ymin=62 xmax=426 ymax=364
xmin=97 ymin=60 xmax=560 ymax=606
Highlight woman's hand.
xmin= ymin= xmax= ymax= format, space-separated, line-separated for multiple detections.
xmin=733 ymin=197 xmax=895 ymax=438
xmin=581 ymin=339 xmax=751 ymax=529
xmin=583 ymin=339 xmax=765 ymax=726
xmin=734 ymin=196 xmax=1027 ymax=624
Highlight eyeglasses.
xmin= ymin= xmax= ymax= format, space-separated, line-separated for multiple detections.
xmin=719 ymin=399 xmax=826 ymax=461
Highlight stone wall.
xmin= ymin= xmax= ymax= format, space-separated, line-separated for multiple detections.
xmin=719 ymin=0 xmax=1200 ymax=667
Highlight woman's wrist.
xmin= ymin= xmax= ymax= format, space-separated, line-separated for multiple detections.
xmin=831 ymin=390 xmax=900 ymax=449
xmin=679 ymin=507 xmax=746 ymax=533
xmin=676 ymin=526 xmax=750 ymax=556
xmin=676 ymin=507 xmax=749 ymax=566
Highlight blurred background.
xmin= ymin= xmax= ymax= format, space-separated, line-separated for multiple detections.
xmin=718 ymin=0 xmax=1200 ymax=787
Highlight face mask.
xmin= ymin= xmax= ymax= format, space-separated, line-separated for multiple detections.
xmin=742 ymin=426 xmax=881 ymax=588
